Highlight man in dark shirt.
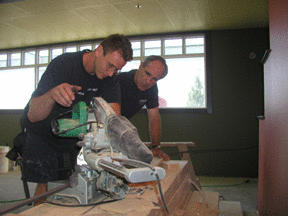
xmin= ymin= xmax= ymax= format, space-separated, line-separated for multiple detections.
xmin=118 ymin=55 xmax=170 ymax=160
xmin=21 ymin=34 xmax=133 ymax=204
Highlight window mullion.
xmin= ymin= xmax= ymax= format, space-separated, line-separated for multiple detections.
xmin=140 ymin=40 xmax=145 ymax=61
xmin=161 ymin=38 xmax=164 ymax=56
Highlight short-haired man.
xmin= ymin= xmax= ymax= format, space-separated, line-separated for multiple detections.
xmin=21 ymin=34 xmax=133 ymax=204
xmin=118 ymin=55 xmax=170 ymax=161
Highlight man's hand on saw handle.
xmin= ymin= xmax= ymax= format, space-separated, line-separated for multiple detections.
xmin=49 ymin=83 xmax=82 ymax=107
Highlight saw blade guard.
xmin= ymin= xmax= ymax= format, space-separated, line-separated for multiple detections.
xmin=87 ymin=97 xmax=153 ymax=164
xmin=105 ymin=114 xmax=153 ymax=164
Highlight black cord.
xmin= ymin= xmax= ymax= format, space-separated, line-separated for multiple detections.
xmin=45 ymin=197 xmax=121 ymax=207
xmin=54 ymin=121 xmax=97 ymax=135
xmin=50 ymin=108 xmax=97 ymax=136
xmin=52 ymin=109 xmax=73 ymax=120
xmin=154 ymin=172 xmax=169 ymax=215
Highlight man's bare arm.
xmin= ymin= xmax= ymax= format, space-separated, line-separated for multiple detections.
xmin=147 ymin=107 xmax=161 ymax=146
xmin=28 ymin=83 xmax=81 ymax=123
xmin=147 ymin=107 xmax=170 ymax=161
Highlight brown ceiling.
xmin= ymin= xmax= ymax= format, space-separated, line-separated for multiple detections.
xmin=0 ymin=0 xmax=269 ymax=50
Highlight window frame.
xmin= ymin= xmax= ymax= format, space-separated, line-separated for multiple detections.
xmin=0 ymin=32 xmax=212 ymax=113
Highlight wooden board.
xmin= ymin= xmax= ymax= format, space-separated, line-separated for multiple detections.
xmin=184 ymin=191 xmax=220 ymax=216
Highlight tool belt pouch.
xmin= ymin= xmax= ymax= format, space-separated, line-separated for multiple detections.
xmin=6 ymin=132 xmax=26 ymax=161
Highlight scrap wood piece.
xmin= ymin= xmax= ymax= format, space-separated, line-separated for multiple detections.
xmin=184 ymin=191 xmax=220 ymax=216
xmin=167 ymin=177 xmax=195 ymax=212
xmin=163 ymin=161 xmax=192 ymax=203
xmin=159 ymin=160 xmax=181 ymax=170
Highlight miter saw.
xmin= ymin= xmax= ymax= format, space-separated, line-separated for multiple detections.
xmin=49 ymin=97 xmax=166 ymax=205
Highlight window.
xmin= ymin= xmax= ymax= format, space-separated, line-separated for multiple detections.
xmin=38 ymin=49 xmax=49 ymax=64
xmin=10 ymin=52 xmax=21 ymax=66
xmin=164 ymin=38 xmax=182 ymax=55
xmin=80 ymin=45 xmax=92 ymax=51
xmin=65 ymin=46 xmax=77 ymax=53
xmin=121 ymin=60 xmax=141 ymax=72
xmin=0 ymin=68 xmax=35 ymax=109
xmin=0 ymin=33 xmax=210 ymax=111
xmin=51 ymin=48 xmax=63 ymax=60
xmin=131 ymin=41 xmax=141 ymax=57
xmin=37 ymin=66 xmax=47 ymax=84
xmin=144 ymin=40 xmax=161 ymax=56
xmin=185 ymin=37 xmax=204 ymax=54
xmin=24 ymin=51 xmax=36 ymax=65
xmin=0 ymin=54 xmax=7 ymax=67
xmin=158 ymin=57 xmax=206 ymax=108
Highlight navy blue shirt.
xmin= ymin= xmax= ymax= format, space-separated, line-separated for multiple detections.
xmin=118 ymin=70 xmax=158 ymax=119
xmin=22 ymin=50 xmax=120 ymax=151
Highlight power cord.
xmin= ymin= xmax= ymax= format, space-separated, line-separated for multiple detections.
xmin=45 ymin=197 xmax=121 ymax=207
xmin=112 ymin=157 xmax=169 ymax=215
xmin=0 ymin=198 xmax=26 ymax=203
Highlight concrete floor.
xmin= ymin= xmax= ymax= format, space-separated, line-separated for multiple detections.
xmin=0 ymin=170 xmax=37 ymax=214
xmin=0 ymin=170 xmax=258 ymax=215
xmin=199 ymin=176 xmax=258 ymax=215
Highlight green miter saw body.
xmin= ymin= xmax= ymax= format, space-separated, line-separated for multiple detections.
xmin=55 ymin=101 xmax=88 ymax=137
xmin=50 ymin=97 xmax=166 ymax=204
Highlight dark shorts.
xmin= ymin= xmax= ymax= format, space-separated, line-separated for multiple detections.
xmin=21 ymin=132 xmax=80 ymax=183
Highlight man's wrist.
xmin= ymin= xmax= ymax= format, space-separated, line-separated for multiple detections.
xmin=150 ymin=144 xmax=160 ymax=150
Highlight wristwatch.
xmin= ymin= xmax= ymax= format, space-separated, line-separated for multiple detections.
xmin=150 ymin=145 xmax=160 ymax=150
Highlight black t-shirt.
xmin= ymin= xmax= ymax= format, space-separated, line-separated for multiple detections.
xmin=22 ymin=50 xmax=120 ymax=151
xmin=117 ymin=70 xmax=158 ymax=119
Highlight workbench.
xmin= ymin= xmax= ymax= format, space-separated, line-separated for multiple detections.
xmin=5 ymin=142 xmax=222 ymax=216
xmin=5 ymin=159 xmax=215 ymax=216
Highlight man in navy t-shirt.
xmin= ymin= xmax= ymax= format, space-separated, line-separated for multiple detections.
xmin=118 ymin=56 xmax=170 ymax=161
xmin=21 ymin=34 xmax=133 ymax=204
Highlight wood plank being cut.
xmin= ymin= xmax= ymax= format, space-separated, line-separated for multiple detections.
xmin=10 ymin=160 xmax=195 ymax=216
xmin=145 ymin=142 xmax=200 ymax=188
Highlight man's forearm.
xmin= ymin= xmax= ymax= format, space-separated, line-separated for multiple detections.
xmin=148 ymin=108 xmax=161 ymax=146
xmin=148 ymin=108 xmax=170 ymax=161
xmin=28 ymin=83 xmax=81 ymax=123
xmin=27 ymin=92 xmax=55 ymax=123
xmin=150 ymin=121 xmax=161 ymax=146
